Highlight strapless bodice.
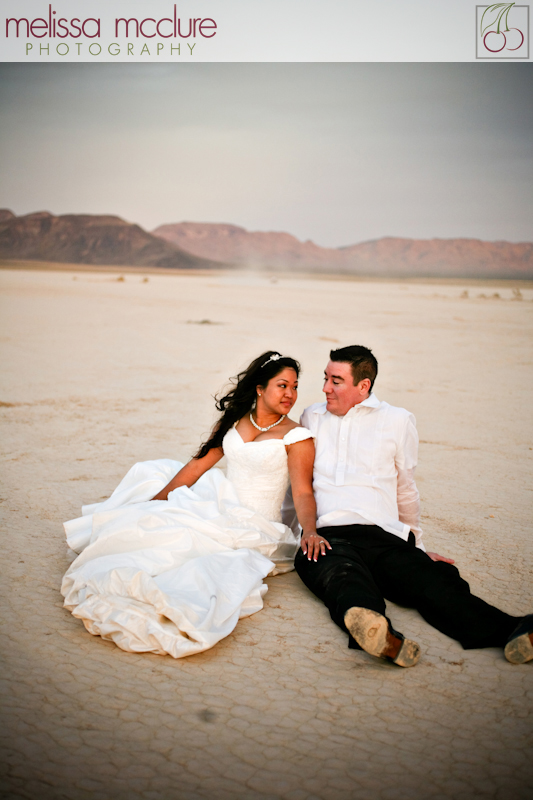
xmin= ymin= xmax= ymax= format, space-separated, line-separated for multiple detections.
xmin=223 ymin=426 xmax=314 ymax=523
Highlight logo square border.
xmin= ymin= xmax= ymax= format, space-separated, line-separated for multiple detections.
xmin=476 ymin=4 xmax=530 ymax=59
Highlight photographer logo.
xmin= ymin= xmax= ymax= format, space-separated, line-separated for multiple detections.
xmin=476 ymin=3 xmax=529 ymax=58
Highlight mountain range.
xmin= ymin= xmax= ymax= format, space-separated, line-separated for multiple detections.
xmin=1 ymin=210 xmax=532 ymax=278
xmin=154 ymin=221 xmax=533 ymax=279
xmin=0 ymin=210 xmax=219 ymax=270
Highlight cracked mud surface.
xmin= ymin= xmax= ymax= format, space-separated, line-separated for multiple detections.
xmin=1 ymin=269 xmax=532 ymax=799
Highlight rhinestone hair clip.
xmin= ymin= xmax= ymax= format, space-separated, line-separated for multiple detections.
xmin=261 ymin=353 xmax=282 ymax=368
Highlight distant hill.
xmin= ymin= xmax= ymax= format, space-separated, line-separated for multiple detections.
xmin=153 ymin=221 xmax=533 ymax=278
xmin=153 ymin=222 xmax=330 ymax=269
xmin=0 ymin=211 xmax=222 ymax=270
xmin=338 ymin=237 xmax=533 ymax=278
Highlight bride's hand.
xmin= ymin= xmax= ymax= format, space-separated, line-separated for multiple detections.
xmin=301 ymin=531 xmax=332 ymax=562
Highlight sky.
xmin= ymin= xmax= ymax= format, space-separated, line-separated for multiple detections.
xmin=0 ymin=63 xmax=532 ymax=246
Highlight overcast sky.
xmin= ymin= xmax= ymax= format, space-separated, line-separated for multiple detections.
xmin=0 ymin=63 xmax=532 ymax=246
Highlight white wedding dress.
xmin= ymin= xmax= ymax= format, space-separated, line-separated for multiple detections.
xmin=61 ymin=425 xmax=313 ymax=658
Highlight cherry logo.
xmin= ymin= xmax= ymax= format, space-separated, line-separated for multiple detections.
xmin=481 ymin=3 xmax=525 ymax=52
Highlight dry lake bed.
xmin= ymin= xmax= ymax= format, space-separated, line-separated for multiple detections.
xmin=1 ymin=267 xmax=532 ymax=800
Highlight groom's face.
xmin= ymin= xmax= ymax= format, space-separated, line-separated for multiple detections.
xmin=323 ymin=360 xmax=368 ymax=416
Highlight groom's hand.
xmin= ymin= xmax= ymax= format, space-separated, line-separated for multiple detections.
xmin=427 ymin=551 xmax=455 ymax=564
xmin=301 ymin=531 xmax=332 ymax=561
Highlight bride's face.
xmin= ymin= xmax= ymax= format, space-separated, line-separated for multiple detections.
xmin=258 ymin=368 xmax=298 ymax=415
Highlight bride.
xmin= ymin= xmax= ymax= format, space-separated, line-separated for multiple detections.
xmin=61 ymin=351 xmax=322 ymax=658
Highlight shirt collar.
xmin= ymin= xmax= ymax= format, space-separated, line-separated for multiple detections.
xmin=313 ymin=394 xmax=381 ymax=416
xmin=343 ymin=393 xmax=380 ymax=418
xmin=357 ymin=393 xmax=380 ymax=409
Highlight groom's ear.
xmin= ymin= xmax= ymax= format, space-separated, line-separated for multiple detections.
xmin=357 ymin=378 xmax=372 ymax=396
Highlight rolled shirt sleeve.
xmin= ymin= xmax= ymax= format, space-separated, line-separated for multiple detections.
xmin=395 ymin=413 xmax=425 ymax=551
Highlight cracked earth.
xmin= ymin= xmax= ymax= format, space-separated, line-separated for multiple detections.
xmin=1 ymin=269 xmax=532 ymax=800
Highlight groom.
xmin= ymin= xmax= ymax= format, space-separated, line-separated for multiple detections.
xmin=295 ymin=345 xmax=533 ymax=667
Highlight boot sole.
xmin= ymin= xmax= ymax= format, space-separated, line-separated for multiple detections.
xmin=344 ymin=607 xmax=420 ymax=668
xmin=505 ymin=632 xmax=533 ymax=664
xmin=394 ymin=637 xmax=421 ymax=668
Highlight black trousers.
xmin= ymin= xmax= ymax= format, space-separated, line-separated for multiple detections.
xmin=295 ymin=524 xmax=518 ymax=650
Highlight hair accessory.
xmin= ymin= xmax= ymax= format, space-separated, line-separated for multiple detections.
xmin=261 ymin=353 xmax=282 ymax=368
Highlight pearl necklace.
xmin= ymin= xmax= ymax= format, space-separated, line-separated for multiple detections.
xmin=249 ymin=412 xmax=286 ymax=432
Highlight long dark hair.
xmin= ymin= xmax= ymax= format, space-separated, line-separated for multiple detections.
xmin=195 ymin=351 xmax=301 ymax=459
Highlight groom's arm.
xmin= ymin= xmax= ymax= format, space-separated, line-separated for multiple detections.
xmin=396 ymin=414 xmax=425 ymax=549
xmin=396 ymin=414 xmax=454 ymax=564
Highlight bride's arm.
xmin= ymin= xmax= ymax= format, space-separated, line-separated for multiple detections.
xmin=287 ymin=439 xmax=332 ymax=561
xmin=151 ymin=446 xmax=224 ymax=500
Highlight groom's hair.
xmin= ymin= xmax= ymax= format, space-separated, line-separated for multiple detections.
xmin=330 ymin=345 xmax=378 ymax=391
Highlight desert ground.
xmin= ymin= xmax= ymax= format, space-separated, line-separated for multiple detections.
xmin=1 ymin=267 xmax=532 ymax=800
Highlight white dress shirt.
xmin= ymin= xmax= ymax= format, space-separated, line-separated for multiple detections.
xmin=300 ymin=395 xmax=425 ymax=550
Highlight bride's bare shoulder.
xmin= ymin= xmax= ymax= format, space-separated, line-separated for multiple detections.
xmin=283 ymin=417 xmax=301 ymax=432
xmin=282 ymin=418 xmax=312 ymax=437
